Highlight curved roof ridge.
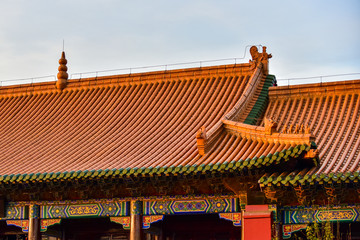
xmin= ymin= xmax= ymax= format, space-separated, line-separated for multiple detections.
xmin=0 ymin=63 xmax=252 ymax=98
xmin=204 ymin=63 xmax=266 ymax=148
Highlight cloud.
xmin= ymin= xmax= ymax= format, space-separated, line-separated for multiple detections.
xmin=0 ymin=0 xmax=359 ymax=81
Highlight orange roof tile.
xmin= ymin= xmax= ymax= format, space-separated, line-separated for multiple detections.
xmin=1 ymin=63 xmax=268 ymax=176
xmin=263 ymin=80 xmax=360 ymax=179
xmin=1 ymin=47 xmax=324 ymax=185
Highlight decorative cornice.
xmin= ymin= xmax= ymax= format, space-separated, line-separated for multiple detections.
xmin=222 ymin=119 xmax=315 ymax=145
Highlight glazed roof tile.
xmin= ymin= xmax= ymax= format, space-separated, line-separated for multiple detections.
xmin=0 ymin=47 xmax=325 ymax=185
xmin=1 ymin=63 xmax=275 ymax=179
xmin=259 ymin=80 xmax=360 ymax=185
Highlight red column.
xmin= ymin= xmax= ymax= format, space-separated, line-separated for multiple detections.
xmin=28 ymin=204 xmax=40 ymax=240
xmin=0 ymin=198 xmax=4 ymax=218
xmin=242 ymin=205 xmax=272 ymax=240
xmin=130 ymin=200 xmax=143 ymax=240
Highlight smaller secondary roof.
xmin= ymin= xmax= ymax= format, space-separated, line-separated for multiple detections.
xmin=260 ymin=80 xmax=360 ymax=186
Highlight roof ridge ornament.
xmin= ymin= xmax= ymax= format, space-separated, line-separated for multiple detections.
xmin=282 ymin=122 xmax=312 ymax=135
xmin=222 ymin=119 xmax=316 ymax=145
xmin=56 ymin=51 xmax=68 ymax=90
xmin=196 ymin=126 xmax=207 ymax=156
xmin=249 ymin=45 xmax=272 ymax=74
xmin=264 ymin=117 xmax=278 ymax=135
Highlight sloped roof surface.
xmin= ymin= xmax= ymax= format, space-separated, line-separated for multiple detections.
xmin=263 ymin=80 xmax=360 ymax=177
xmin=0 ymin=64 xmax=264 ymax=176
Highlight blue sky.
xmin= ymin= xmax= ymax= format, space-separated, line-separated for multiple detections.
xmin=0 ymin=0 xmax=359 ymax=85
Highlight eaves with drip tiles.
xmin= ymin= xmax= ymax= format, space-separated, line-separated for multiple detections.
xmin=0 ymin=46 xmax=316 ymax=190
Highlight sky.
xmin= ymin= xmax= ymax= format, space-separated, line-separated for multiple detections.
xmin=0 ymin=0 xmax=359 ymax=86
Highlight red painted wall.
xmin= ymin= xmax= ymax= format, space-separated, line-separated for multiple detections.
xmin=243 ymin=205 xmax=272 ymax=240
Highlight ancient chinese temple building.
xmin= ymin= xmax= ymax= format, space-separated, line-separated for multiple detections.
xmin=0 ymin=46 xmax=359 ymax=239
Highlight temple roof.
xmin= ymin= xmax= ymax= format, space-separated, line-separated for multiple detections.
xmin=1 ymin=50 xmax=292 ymax=182
xmin=3 ymin=47 xmax=356 ymax=187
xmin=259 ymin=80 xmax=360 ymax=186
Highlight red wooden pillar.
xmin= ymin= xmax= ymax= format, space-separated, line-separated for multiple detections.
xmin=0 ymin=198 xmax=4 ymax=218
xmin=28 ymin=204 xmax=40 ymax=240
xmin=274 ymin=221 xmax=283 ymax=240
xmin=130 ymin=200 xmax=143 ymax=240
xmin=242 ymin=205 xmax=272 ymax=240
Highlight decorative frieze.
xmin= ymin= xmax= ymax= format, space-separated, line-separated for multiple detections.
xmin=282 ymin=205 xmax=360 ymax=224
xmin=283 ymin=224 xmax=307 ymax=239
xmin=6 ymin=218 xmax=61 ymax=233
xmin=143 ymin=198 xmax=239 ymax=215
xmin=40 ymin=219 xmax=61 ymax=232
xmin=6 ymin=220 xmax=29 ymax=232
xmin=143 ymin=215 xmax=164 ymax=229
xmin=315 ymin=208 xmax=357 ymax=222
xmin=219 ymin=212 xmax=241 ymax=226
xmin=29 ymin=204 xmax=40 ymax=219
xmin=1 ymin=204 xmax=27 ymax=220
xmin=40 ymin=201 xmax=127 ymax=218
xmin=110 ymin=216 xmax=131 ymax=229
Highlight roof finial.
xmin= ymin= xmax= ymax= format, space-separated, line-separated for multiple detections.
xmin=249 ymin=45 xmax=272 ymax=74
xmin=56 ymin=51 xmax=68 ymax=90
